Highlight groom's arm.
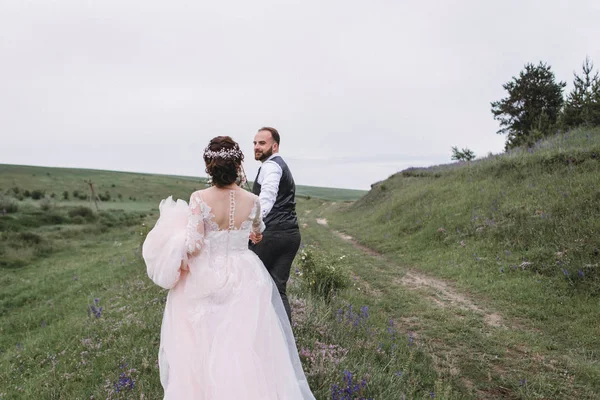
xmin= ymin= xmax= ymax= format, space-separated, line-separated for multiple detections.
xmin=258 ymin=160 xmax=282 ymax=218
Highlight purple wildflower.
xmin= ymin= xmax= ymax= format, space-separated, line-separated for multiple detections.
xmin=114 ymin=373 xmax=135 ymax=392
xmin=330 ymin=370 xmax=371 ymax=400
xmin=88 ymin=299 xmax=103 ymax=318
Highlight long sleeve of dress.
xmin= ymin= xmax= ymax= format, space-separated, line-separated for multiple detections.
xmin=142 ymin=196 xmax=190 ymax=289
xmin=252 ymin=195 xmax=266 ymax=234
xmin=186 ymin=192 xmax=205 ymax=256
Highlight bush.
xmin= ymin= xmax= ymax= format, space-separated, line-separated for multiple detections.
xmin=42 ymin=212 xmax=67 ymax=225
xmin=98 ymin=191 xmax=111 ymax=202
xmin=0 ymin=194 xmax=19 ymax=213
xmin=31 ymin=190 xmax=45 ymax=200
xmin=63 ymin=191 xmax=69 ymax=200
xmin=71 ymin=216 xmax=86 ymax=224
xmin=18 ymin=232 xmax=43 ymax=245
xmin=296 ymin=246 xmax=349 ymax=301
xmin=40 ymin=195 xmax=53 ymax=211
xmin=68 ymin=206 xmax=96 ymax=221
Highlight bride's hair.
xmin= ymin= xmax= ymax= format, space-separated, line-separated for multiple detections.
xmin=203 ymin=136 xmax=245 ymax=187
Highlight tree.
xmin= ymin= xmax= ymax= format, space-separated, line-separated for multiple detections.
xmin=451 ymin=146 xmax=476 ymax=162
xmin=562 ymin=57 xmax=600 ymax=129
xmin=491 ymin=62 xmax=566 ymax=150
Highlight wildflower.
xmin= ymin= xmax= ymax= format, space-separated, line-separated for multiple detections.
xmin=88 ymin=299 xmax=103 ymax=318
xmin=114 ymin=373 xmax=135 ymax=392
xmin=330 ymin=370 xmax=370 ymax=400
xmin=520 ymin=378 xmax=527 ymax=386
xmin=387 ymin=319 xmax=397 ymax=337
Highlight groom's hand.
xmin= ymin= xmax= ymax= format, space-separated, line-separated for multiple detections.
xmin=249 ymin=232 xmax=263 ymax=244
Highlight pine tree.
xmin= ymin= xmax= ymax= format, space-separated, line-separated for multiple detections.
xmin=491 ymin=62 xmax=566 ymax=150
xmin=562 ymin=57 xmax=600 ymax=128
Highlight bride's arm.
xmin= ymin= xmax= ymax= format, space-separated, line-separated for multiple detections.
xmin=250 ymin=196 xmax=265 ymax=244
xmin=185 ymin=192 xmax=205 ymax=259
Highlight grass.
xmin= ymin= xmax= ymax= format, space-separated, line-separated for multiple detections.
xmin=2 ymin=127 xmax=599 ymax=398
xmin=0 ymin=201 xmax=460 ymax=399
xmin=0 ymin=164 xmax=366 ymax=206
xmin=310 ymin=127 xmax=600 ymax=398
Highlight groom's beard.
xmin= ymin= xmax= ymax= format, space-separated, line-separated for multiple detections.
xmin=255 ymin=146 xmax=274 ymax=162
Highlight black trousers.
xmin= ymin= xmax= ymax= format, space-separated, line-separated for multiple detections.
xmin=250 ymin=228 xmax=301 ymax=323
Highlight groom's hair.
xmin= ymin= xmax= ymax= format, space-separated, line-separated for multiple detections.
xmin=259 ymin=127 xmax=280 ymax=145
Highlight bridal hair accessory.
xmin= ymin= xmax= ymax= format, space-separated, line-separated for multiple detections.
xmin=203 ymin=144 xmax=243 ymax=161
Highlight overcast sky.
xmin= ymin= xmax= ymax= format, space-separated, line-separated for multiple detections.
xmin=1 ymin=0 xmax=599 ymax=190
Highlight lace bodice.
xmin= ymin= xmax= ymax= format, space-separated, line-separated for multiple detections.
xmin=185 ymin=190 xmax=265 ymax=255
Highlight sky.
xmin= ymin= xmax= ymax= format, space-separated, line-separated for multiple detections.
xmin=1 ymin=0 xmax=599 ymax=190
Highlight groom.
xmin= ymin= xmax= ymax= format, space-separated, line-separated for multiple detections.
xmin=249 ymin=126 xmax=301 ymax=322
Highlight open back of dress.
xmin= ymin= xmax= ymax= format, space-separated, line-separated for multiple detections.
xmin=142 ymin=189 xmax=315 ymax=400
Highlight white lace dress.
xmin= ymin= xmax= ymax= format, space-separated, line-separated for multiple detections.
xmin=142 ymin=190 xmax=315 ymax=399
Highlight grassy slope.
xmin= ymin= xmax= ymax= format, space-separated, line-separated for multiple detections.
xmin=0 ymin=164 xmax=366 ymax=205
xmin=314 ymin=127 xmax=600 ymax=398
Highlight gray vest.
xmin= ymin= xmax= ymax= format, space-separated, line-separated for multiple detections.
xmin=252 ymin=156 xmax=299 ymax=231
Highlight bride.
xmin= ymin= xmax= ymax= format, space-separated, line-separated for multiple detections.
xmin=142 ymin=136 xmax=315 ymax=399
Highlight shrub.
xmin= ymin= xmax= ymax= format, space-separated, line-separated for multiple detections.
xmin=98 ymin=191 xmax=111 ymax=202
xmin=18 ymin=232 xmax=43 ymax=245
xmin=40 ymin=195 xmax=53 ymax=211
xmin=71 ymin=216 xmax=85 ymax=225
xmin=68 ymin=206 xmax=96 ymax=221
xmin=0 ymin=194 xmax=19 ymax=213
xmin=31 ymin=190 xmax=45 ymax=200
xmin=42 ymin=211 xmax=67 ymax=225
xmin=296 ymin=245 xmax=349 ymax=301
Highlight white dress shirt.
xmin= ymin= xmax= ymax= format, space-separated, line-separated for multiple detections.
xmin=256 ymin=153 xmax=283 ymax=218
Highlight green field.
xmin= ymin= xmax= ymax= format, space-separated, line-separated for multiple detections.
xmin=2 ymin=128 xmax=600 ymax=399
xmin=0 ymin=164 xmax=366 ymax=207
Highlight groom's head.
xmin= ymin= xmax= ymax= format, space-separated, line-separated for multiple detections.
xmin=253 ymin=127 xmax=280 ymax=162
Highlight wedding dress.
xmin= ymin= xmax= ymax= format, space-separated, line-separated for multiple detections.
xmin=142 ymin=188 xmax=315 ymax=399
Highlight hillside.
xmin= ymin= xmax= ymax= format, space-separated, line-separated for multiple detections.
xmin=309 ymin=127 xmax=600 ymax=396
xmin=0 ymin=164 xmax=366 ymax=206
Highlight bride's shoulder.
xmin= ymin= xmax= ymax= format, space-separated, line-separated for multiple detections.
xmin=242 ymin=189 xmax=259 ymax=201
xmin=190 ymin=188 xmax=207 ymax=198
xmin=188 ymin=189 xmax=208 ymax=207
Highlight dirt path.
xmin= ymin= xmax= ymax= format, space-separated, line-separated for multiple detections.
xmin=308 ymin=216 xmax=593 ymax=399
xmin=316 ymin=218 xmax=504 ymax=328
